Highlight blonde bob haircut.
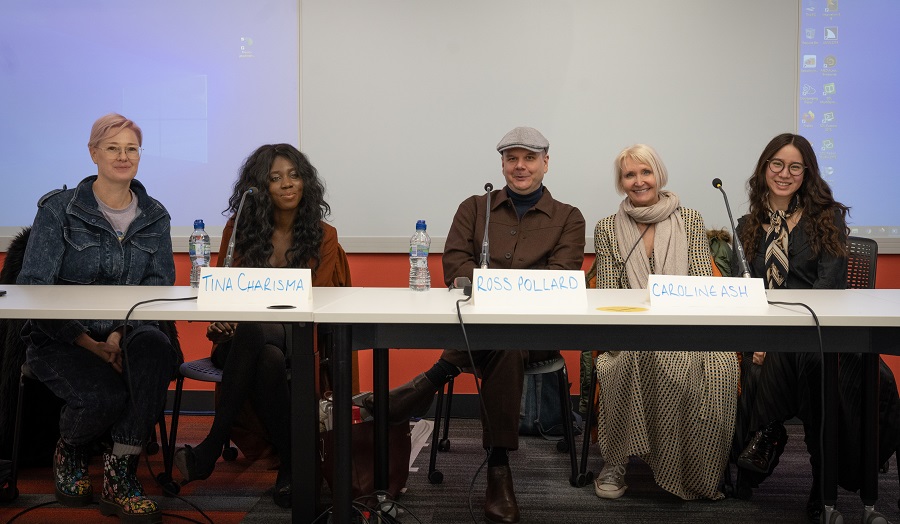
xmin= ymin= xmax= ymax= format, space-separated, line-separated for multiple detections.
xmin=613 ymin=144 xmax=668 ymax=196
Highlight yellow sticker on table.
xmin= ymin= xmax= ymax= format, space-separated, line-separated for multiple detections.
xmin=596 ymin=306 xmax=648 ymax=312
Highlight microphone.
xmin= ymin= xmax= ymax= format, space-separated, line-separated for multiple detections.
xmin=223 ymin=186 xmax=257 ymax=268
xmin=711 ymin=178 xmax=751 ymax=278
xmin=479 ymin=183 xmax=493 ymax=269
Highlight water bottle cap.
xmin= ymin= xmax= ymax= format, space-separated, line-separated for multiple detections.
xmin=194 ymin=219 xmax=205 ymax=229
xmin=416 ymin=220 xmax=426 ymax=230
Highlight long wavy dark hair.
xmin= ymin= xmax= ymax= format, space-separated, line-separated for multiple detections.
xmin=224 ymin=144 xmax=330 ymax=273
xmin=738 ymin=133 xmax=849 ymax=260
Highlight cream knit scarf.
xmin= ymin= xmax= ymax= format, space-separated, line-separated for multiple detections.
xmin=613 ymin=190 xmax=689 ymax=288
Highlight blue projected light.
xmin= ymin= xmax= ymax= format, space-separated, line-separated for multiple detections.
xmin=0 ymin=1 xmax=300 ymax=228
xmin=798 ymin=0 xmax=900 ymax=238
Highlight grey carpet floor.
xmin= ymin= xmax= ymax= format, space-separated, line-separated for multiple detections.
xmin=387 ymin=419 xmax=900 ymax=524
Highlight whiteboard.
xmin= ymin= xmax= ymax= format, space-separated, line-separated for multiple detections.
xmin=300 ymin=0 xmax=798 ymax=252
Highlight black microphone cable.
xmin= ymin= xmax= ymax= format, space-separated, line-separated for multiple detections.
xmin=765 ymin=299 xmax=828 ymax=518
xmin=449 ymin=291 xmax=496 ymax=524
xmin=119 ymin=295 xmax=219 ymax=524
xmin=615 ymin=222 xmax=652 ymax=288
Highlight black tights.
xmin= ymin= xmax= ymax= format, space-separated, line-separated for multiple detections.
xmin=194 ymin=322 xmax=290 ymax=474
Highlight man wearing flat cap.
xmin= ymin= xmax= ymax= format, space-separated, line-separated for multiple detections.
xmin=368 ymin=126 xmax=585 ymax=523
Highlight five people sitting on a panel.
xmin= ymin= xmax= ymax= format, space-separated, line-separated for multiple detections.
xmin=10 ymin=115 xmax=899 ymax=524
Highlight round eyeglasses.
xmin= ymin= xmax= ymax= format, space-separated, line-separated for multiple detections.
xmin=98 ymin=145 xmax=142 ymax=160
xmin=767 ymin=159 xmax=805 ymax=176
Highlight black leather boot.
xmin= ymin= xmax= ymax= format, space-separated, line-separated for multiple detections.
xmin=737 ymin=421 xmax=788 ymax=474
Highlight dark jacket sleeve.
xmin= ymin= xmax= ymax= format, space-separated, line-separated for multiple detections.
xmin=16 ymin=203 xmax=88 ymax=343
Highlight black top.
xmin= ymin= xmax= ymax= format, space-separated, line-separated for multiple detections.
xmin=733 ymin=209 xmax=847 ymax=289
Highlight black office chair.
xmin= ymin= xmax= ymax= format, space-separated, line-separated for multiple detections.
xmin=426 ymin=356 xmax=580 ymax=486
xmin=846 ymin=236 xmax=877 ymax=290
xmin=152 ymin=356 xmax=239 ymax=495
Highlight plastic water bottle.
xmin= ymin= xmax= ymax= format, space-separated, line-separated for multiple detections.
xmin=189 ymin=219 xmax=210 ymax=288
xmin=409 ymin=220 xmax=431 ymax=291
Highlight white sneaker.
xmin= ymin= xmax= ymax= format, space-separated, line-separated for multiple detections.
xmin=594 ymin=463 xmax=627 ymax=499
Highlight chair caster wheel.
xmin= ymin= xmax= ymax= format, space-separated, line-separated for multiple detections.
xmin=438 ymin=439 xmax=450 ymax=452
xmin=0 ymin=486 xmax=19 ymax=502
xmin=222 ymin=446 xmax=238 ymax=461
xmin=823 ymin=507 xmax=844 ymax=524
xmin=428 ymin=470 xmax=443 ymax=484
xmin=556 ymin=440 xmax=569 ymax=453
xmin=863 ymin=507 xmax=887 ymax=524
xmin=146 ymin=441 xmax=160 ymax=455
xmin=155 ymin=473 xmax=180 ymax=496
xmin=573 ymin=472 xmax=593 ymax=488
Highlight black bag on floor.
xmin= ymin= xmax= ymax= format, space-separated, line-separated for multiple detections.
xmin=519 ymin=372 xmax=581 ymax=438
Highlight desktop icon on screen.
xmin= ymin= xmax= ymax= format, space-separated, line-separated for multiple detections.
xmin=824 ymin=55 xmax=837 ymax=68
xmin=805 ymin=28 xmax=816 ymax=40
xmin=826 ymin=0 xmax=838 ymax=13
xmin=824 ymin=27 xmax=838 ymax=41
xmin=802 ymin=84 xmax=817 ymax=96
xmin=821 ymin=139 xmax=834 ymax=151
xmin=802 ymin=111 xmax=816 ymax=124
xmin=803 ymin=55 xmax=817 ymax=68
xmin=821 ymin=112 xmax=834 ymax=124
xmin=823 ymin=83 xmax=836 ymax=95
xmin=240 ymin=36 xmax=255 ymax=59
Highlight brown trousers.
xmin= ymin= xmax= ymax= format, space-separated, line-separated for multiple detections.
xmin=440 ymin=348 xmax=559 ymax=450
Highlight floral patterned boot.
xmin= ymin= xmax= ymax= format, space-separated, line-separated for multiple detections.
xmin=99 ymin=453 xmax=161 ymax=524
xmin=53 ymin=437 xmax=92 ymax=506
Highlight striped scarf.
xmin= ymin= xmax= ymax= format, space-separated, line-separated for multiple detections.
xmin=764 ymin=195 xmax=800 ymax=289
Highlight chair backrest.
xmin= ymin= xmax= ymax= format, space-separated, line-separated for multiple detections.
xmin=846 ymin=236 xmax=878 ymax=289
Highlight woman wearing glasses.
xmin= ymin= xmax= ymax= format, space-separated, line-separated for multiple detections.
xmin=17 ymin=113 xmax=177 ymax=524
xmin=731 ymin=133 xmax=900 ymax=522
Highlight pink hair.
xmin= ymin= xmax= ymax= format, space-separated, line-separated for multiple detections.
xmin=87 ymin=113 xmax=142 ymax=148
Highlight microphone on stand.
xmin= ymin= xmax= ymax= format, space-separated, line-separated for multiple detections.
xmin=711 ymin=178 xmax=751 ymax=278
xmin=223 ymin=186 xmax=257 ymax=268
xmin=479 ymin=183 xmax=493 ymax=269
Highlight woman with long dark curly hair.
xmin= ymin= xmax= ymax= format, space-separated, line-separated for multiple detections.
xmin=174 ymin=144 xmax=351 ymax=507
xmin=736 ymin=132 xmax=849 ymax=287
xmin=731 ymin=133 xmax=900 ymax=522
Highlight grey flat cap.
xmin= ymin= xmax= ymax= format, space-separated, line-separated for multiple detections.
xmin=496 ymin=126 xmax=549 ymax=153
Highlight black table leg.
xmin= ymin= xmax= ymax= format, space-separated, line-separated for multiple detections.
xmin=332 ymin=324 xmax=353 ymax=523
xmin=291 ymin=322 xmax=318 ymax=524
xmin=373 ymin=347 xmax=390 ymax=491
xmin=861 ymin=352 xmax=880 ymax=506
xmin=823 ymin=352 xmax=839 ymax=509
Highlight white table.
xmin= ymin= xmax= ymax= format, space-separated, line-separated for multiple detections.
xmin=314 ymin=287 xmax=900 ymax=524
xmin=5 ymin=285 xmax=900 ymax=523
xmin=0 ymin=284 xmax=349 ymax=524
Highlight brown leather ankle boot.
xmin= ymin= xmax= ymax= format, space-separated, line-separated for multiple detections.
xmin=363 ymin=373 xmax=438 ymax=424
xmin=484 ymin=465 xmax=520 ymax=523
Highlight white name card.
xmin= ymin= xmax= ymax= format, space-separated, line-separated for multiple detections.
xmin=472 ymin=269 xmax=588 ymax=312
xmin=647 ymin=274 xmax=767 ymax=310
xmin=197 ymin=267 xmax=312 ymax=310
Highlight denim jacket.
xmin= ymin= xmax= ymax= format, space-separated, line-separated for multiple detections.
xmin=17 ymin=175 xmax=176 ymax=345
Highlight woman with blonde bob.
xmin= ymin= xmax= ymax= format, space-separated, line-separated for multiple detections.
xmin=592 ymin=144 xmax=738 ymax=501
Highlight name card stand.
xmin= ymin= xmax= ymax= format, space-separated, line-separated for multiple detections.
xmin=472 ymin=269 xmax=588 ymax=313
xmin=197 ymin=267 xmax=312 ymax=310
xmin=647 ymin=275 xmax=768 ymax=310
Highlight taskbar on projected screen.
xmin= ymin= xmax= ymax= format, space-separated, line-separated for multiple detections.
xmin=850 ymin=226 xmax=900 ymax=238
